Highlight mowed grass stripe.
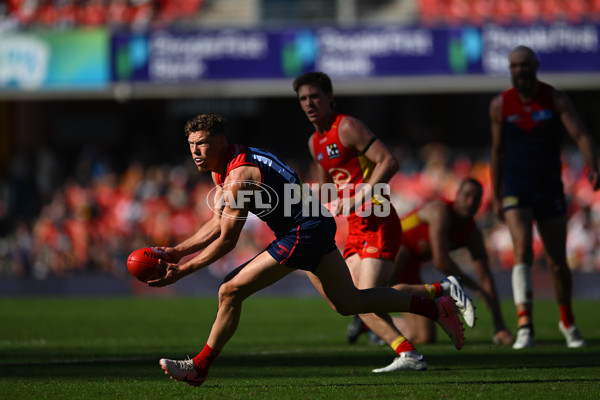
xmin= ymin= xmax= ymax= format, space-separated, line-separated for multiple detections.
xmin=1 ymin=296 xmax=599 ymax=399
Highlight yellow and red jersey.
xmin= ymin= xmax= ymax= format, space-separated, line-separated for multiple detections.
xmin=397 ymin=200 xmax=476 ymax=283
xmin=401 ymin=200 xmax=476 ymax=260
xmin=311 ymin=113 xmax=375 ymax=198
xmin=311 ymin=113 xmax=401 ymax=261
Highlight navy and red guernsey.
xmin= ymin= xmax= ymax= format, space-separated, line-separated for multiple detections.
xmin=213 ymin=144 xmax=320 ymax=234
xmin=501 ymin=82 xmax=564 ymax=197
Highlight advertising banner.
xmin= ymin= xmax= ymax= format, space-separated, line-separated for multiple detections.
xmin=111 ymin=23 xmax=600 ymax=83
xmin=0 ymin=29 xmax=110 ymax=90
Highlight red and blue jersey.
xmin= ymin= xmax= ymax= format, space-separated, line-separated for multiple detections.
xmin=213 ymin=144 xmax=318 ymax=234
xmin=500 ymin=82 xmax=564 ymax=196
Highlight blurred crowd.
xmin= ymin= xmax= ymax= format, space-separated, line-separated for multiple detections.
xmin=3 ymin=0 xmax=600 ymax=32
xmin=2 ymin=0 xmax=204 ymax=30
xmin=418 ymin=0 xmax=600 ymax=26
xmin=2 ymin=143 xmax=600 ymax=281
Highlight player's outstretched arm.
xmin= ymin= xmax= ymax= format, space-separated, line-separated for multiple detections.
xmin=555 ymin=90 xmax=600 ymax=190
xmin=465 ymin=228 xmax=514 ymax=344
xmin=156 ymin=210 xmax=222 ymax=265
xmin=148 ymin=168 xmax=254 ymax=286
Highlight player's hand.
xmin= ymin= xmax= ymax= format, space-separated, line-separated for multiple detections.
xmin=335 ymin=197 xmax=353 ymax=216
xmin=152 ymin=246 xmax=182 ymax=264
xmin=493 ymin=328 xmax=515 ymax=346
xmin=147 ymin=260 xmax=186 ymax=287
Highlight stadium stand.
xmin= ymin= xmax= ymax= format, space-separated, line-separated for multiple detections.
xmin=417 ymin=0 xmax=599 ymax=26
xmin=2 ymin=142 xmax=599 ymax=280
xmin=4 ymin=0 xmax=204 ymax=29
xmin=1 ymin=0 xmax=600 ymax=283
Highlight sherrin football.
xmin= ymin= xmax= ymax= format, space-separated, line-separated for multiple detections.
xmin=126 ymin=247 xmax=167 ymax=282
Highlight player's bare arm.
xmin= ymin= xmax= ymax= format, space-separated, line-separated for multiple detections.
xmin=149 ymin=167 xmax=257 ymax=287
xmin=466 ymin=229 xmax=512 ymax=342
xmin=424 ymin=201 xmax=480 ymax=290
xmin=337 ymin=116 xmax=399 ymax=212
xmin=155 ymin=185 xmax=224 ymax=264
xmin=489 ymin=95 xmax=506 ymax=221
xmin=464 ymin=229 xmax=496 ymax=306
xmin=554 ymin=89 xmax=600 ymax=190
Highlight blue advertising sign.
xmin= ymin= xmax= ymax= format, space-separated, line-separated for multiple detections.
xmin=110 ymin=23 xmax=600 ymax=83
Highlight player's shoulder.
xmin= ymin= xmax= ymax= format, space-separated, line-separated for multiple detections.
xmin=421 ymin=199 xmax=449 ymax=221
xmin=489 ymin=92 xmax=504 ymax=109
xmin=337 ymin=114 xmax=373 ymax=146
xmin=489 ymin=92 xmax=505 ymax=120
xmin=226 ymin=158 xmax=261 ymax=182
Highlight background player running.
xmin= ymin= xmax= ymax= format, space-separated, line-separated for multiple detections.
xmin=293 ymin=72 xmax=467 ymax=372
xmin=490 ymin=45 xmax=600 ymax=349
xmin=149 ymin=113 xmax=465 ymax=386
xmin=391 ymin=178 xmax=514 ymax=346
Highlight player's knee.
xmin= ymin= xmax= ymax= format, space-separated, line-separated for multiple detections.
xmin=218 ymin=280 xmax=241 ymax=304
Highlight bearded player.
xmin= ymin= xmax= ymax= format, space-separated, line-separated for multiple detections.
xmin=490 ymin=45 xmax=600 ymax=349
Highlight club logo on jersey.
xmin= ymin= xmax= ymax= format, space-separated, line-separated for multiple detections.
xmin=317 ymin=152 xmax=324 ymax=162
xmin=326 ymin=143 xmax=341 ymax=159
xmin=328 ymin=168 xmax=351 ymax=188
xmin=532 ymin=109 xmax=553 ymax=121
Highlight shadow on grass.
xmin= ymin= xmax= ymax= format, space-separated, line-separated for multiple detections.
xmin=2 ymin=347 xmax=599 ymax=383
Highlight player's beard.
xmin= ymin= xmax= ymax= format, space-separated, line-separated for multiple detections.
xmin=512 ymin=72 xmax=536 ymax=94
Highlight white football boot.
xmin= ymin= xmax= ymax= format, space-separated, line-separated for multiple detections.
xmin=443 ymin=276 xmax=476 ymax=328
xmin=558 ymin=321 xmax=586 ymax=348
xmin=372 ymin=351 xmax=427 ymax=372
xmin=159 ymin=357 xmax=207 ymax=386
xmin=512 ymin=325 xmax=535 ymax=350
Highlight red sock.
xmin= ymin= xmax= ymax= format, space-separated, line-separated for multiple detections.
xmin=391 ymin=335 xmax=416 ymax=354
xmin=193 ymin=344 xmax=221 ymax=373
xmin=409 ymin=295 xmax=438 ymax=320
xmin=559 ymin=304 xmax=574 ymax=328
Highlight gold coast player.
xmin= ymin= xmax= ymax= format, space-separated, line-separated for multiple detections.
xmin=151 ymin=113 xmax=464 ymax=386
xmin=293 ymin=72 xmax=470 ymax=372
xmin=490 ymin=45 xmax=600 ymax=349
xmin=392 ymin=179 xmax=513 ymax=346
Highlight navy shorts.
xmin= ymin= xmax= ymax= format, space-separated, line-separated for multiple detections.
xmin=266 ymin=215 xmax=337 ymax=272
xmin=502 ymin=190 xmax=566 ymax=221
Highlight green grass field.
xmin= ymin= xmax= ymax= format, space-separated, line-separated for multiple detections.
xmin=1 ymin=296 xmax=599 ymax=399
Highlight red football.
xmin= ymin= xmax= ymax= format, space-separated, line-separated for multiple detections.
xmin=126 ymin=247 xmax=167 ymax=282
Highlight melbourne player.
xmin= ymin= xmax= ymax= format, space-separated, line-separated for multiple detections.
xmin=151 ymin=113 xmax=465 ymax=386
xmin=490 ymin=45 xmax=600 ymax=349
